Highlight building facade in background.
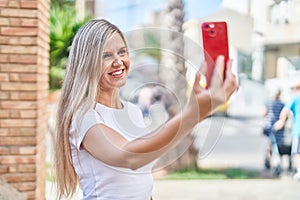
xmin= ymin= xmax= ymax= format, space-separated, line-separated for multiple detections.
xmin=184 ymin=0 xmax=300 ymax=83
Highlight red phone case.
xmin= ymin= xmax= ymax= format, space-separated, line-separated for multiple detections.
xmin=201 ymin=21 xmax=229 ymax=88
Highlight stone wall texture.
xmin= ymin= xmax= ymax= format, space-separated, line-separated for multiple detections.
xmin=0 ymin=0 xmax=50 ymax=199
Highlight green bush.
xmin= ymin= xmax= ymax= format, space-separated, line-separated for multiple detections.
xmin=166 ymin=168 xmax=259 ymax=180
xmin=49 ymin=2 xmax=89 ymax=90
xmin=49 ymin=66 xmax=65 ymax=91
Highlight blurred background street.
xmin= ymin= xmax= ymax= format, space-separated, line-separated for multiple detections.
xmin=195 ymin=115 xmax=268 ymax=170
xmin=151 ymin=115 xmax=300 ymax=199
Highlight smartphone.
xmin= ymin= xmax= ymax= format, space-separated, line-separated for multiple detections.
xmin=201 ymin=21 xmax=229 ymax=88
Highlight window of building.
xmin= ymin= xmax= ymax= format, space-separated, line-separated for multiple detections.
xmin=269 ymin=0 xmax=292 ymax=24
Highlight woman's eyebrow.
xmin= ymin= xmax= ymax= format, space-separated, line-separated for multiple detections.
xmin=103 ymin=46 xmax=127 ymax=53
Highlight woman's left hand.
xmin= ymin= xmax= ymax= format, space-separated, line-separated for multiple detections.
xmin=186 ymin=55 xmax=238 ymax=122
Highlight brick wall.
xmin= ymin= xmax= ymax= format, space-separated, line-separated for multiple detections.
xmin=0 ymin=0 xmax=50 ymax=199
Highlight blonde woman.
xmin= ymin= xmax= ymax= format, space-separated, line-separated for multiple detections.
xmin=54 ymin=19 xmax=238 ymax=199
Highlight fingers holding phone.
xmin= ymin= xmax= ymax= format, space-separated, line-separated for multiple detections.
xmin=201 ymin=21 xmax=229 ymax=88
xmin=186 ymin=21 xmax=238 ymax=120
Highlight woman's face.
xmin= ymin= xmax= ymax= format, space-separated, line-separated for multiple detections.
xmin=99 ymin=32 xmax=130 ymax=91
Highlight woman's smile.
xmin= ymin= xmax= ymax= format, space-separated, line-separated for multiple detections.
xmin=108 ymin=68 xmax=126 ymax=78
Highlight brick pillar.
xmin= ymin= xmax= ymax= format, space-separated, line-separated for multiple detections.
xmin=0 ymin=0 xmax=50 ymax=199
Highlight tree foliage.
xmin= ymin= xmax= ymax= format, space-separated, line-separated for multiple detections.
xmin=49 ymin=1 xmax=89 ymax=90
xmin=50 ymin=0 xmax=74 ymax=8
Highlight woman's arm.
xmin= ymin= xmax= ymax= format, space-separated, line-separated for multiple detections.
xmin=83 ymin=108 xmax=194 ymax=170
xmin=82 ymin=56 xmax=238 ymax=170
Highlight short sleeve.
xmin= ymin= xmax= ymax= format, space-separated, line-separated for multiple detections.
xmin=127 ymin=102 xmax=147 ymax=128
xmin=70 ymin=107 xmax=104 ymax=150
xmin=284 ymin=98 xmax=295 ymax=111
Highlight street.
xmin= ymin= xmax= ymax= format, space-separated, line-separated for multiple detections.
xmin=194 ymin=115 xmax=269 ymax=170
xmin=152 ymin=115 xmax=300 ymax=200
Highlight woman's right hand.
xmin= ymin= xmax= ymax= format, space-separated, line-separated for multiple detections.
xmin=185 ymin=55 xmax=238 ymax=123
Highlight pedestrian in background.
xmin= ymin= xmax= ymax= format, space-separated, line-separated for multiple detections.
xmin=262 ymin=90 xmax=292 ymax=175
xmin=274 ymin=82 xmax=300 ymax=180
xmin=137 ymin=86 xmax=153 ymax=119
xmin=53 ymin=19 xmax=238 ymax=199
xmin=263 ymin=90 xmax=284 ymax=139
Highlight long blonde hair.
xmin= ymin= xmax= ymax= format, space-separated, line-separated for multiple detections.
xmin=53 ymin=19 xmax=126 ymax=198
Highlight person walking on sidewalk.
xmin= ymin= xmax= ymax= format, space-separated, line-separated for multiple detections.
xmin=263 ymin=90 xmax=285 ymax=140
xmin=263 ymin=90 xmax=285 ymax=174
xmin=275 ymin=82 xmax=300 ymax=180
xmin=53 ymin=19 xmax=238 ymax=200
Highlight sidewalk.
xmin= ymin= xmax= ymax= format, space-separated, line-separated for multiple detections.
xmin=46 ymin=176 xmax=300 ymax=200
xmin=152 ymin=178 xmax=300 ymax=200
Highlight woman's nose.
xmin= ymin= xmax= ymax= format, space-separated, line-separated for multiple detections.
xmin=112 ymin=57 xmax=122 ymax=67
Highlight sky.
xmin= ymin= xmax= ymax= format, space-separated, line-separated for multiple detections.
xmin=97 ymin=0 xmax=222 ymax=31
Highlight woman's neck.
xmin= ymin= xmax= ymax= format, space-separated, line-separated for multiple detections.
xmin=97 ymin=88 xmax=123 ymax=109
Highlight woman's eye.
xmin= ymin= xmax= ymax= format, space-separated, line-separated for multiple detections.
xmin=102 ymin=53 xmax=111 ymax=59
xmin=119 ymin=49 xmax=127 ymax=56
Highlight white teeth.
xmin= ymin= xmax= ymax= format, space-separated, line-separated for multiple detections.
xmin=112 ymin=70 xmax=123 ymax=76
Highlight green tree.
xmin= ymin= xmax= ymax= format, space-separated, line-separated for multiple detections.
xmin=50 ymin=0 xmax=74 ymax=8
xmin=49 ymin=2 xmax=89 ymax=90
xmin=156 ymin=0 xmax=198 ymax=171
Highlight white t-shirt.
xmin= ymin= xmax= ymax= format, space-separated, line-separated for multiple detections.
xmin=69 ymin=101 xmax=154 ymax=200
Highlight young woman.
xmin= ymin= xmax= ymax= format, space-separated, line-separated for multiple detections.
xmin=54 ymin=19 xmax=238 ymax=199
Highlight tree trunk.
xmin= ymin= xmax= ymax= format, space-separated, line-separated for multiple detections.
xmin=155 ymin=0 xmax=198 ymax=172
